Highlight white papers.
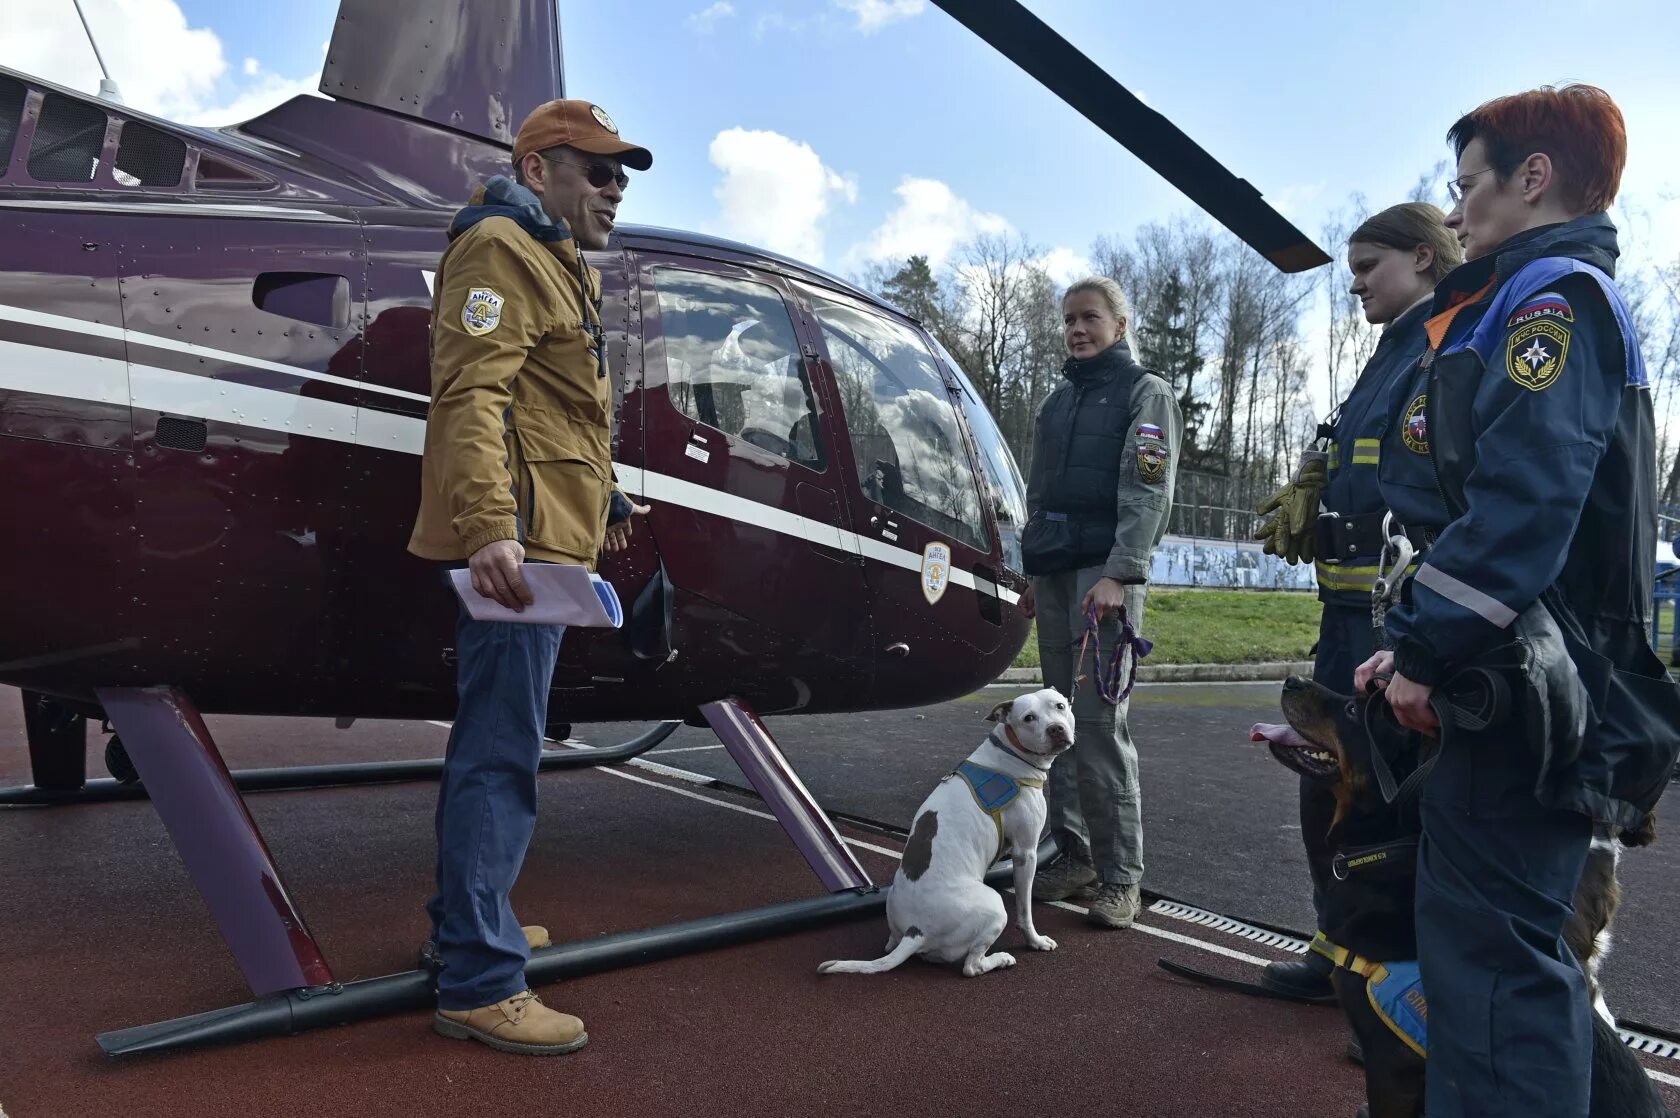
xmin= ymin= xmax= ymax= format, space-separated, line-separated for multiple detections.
xmin=449 ymin=564 xmax=624 ymax=628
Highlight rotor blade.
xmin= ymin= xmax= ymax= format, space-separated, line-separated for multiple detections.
xmin=928 ymin=0 xmax=1330 ymax=273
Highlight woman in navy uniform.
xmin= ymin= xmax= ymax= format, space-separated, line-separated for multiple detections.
xmin=1357 ymin=84 xmax=1680 ymax=1117
xmin=1253 ymin=203 xmax=1462 ymax=1002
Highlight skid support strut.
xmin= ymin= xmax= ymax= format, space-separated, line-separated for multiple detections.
xmin=96 ymin=687 xmax=334 ymax=997
xmin=700 ymin=697 xmax=873 ymax=892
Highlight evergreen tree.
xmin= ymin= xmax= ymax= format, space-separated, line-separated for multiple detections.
xmin=1137 ymin=271 xmax=1210 ymax=466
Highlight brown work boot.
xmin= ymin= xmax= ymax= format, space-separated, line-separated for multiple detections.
xmin=1085 ymin=881 xmax=1142 ymax=928
xmin=1032 ymin=850 xmax=1098 ymax=901
xmin=433 ymin=990 xmax=588 ymax=1055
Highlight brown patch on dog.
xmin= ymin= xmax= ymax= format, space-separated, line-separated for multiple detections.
xmin=903 ymin=811 xmax=938 ymax=881
xmin=986 ymin=700 xmax=1014 ymax=724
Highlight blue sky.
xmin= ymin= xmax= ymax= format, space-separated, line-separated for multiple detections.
xmin=8 ymin=0 xmax=1680 ymax=281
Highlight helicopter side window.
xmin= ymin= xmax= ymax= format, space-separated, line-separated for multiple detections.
xmin=808 ymin=295 xmax=989 ymax=554
xmin=649 ymin=268 xmax=825 ymax=469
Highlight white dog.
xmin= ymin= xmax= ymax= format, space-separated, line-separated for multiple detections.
xmin=818 ymin=688 xmax=1075 ymax=977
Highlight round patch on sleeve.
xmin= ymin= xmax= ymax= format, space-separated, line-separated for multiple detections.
xmin=461 ymin=287 xmax=505 ymax=336
xmin=1506 ymin=319 xmax=1570 ymax=391
xmin=1401 ymin=393 xmax=1429 ymax=454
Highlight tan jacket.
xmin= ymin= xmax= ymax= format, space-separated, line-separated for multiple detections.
xmin=407 ymin=215 xmax=614 ymax=570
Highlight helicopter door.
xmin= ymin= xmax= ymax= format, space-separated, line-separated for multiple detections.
xmin=633 ymin=253 xmax=873 ymax=690
xmin=799 ymin=286 xmax=1004 ymax=655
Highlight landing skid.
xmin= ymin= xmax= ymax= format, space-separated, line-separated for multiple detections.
xmin=0 ymin=719 xmax=680 ymax=806
xmin=72 ymin=688 xmax=1002 ymax=1057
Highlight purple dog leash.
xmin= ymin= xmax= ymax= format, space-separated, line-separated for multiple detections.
xmin=1074 ymin=601 xmax=1154 ymax=705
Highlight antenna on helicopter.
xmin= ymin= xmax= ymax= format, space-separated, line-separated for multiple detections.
xmin=70 ymin=0 xmax=125 ymax=104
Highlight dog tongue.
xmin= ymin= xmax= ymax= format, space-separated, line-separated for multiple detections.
xmin=1251 ymin=722 xmax=1312 ymax=750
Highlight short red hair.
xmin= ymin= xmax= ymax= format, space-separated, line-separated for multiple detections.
xmin=1447 ymin=84 xmax=1626 ymax=214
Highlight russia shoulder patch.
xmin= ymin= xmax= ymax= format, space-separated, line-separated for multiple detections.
xmin=1507 ymin=318 xmax=1570 ymax=392
xmin=1136 ymin=422 xmax=1164 ymax=441
xmin=1506 ymin=290 xmax=1574 ymax=329
xmin=461 ymin=287 xmax=505 ymax=336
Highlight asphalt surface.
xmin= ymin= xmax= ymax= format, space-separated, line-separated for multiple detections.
xmin=580 ymin=681 xmax=1680 ymax=1038
xmin=1 ymin=682 xmax=1676 ymax=1118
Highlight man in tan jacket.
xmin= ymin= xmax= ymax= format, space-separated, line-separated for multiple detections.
xmin=408 ymin=99 xmax=651 ymax=1056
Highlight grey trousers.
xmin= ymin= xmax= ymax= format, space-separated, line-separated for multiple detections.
xmin=1034 ymin=566 xmax=1147 ymax=886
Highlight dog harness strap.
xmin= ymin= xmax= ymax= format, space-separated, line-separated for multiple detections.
xmin=1314 ymin=933 xmax=1386 ymax=981
xmin=953 ymin=761 xmax=1042 ymax=864
xmin=1365 ymin=960 xmax=1429 ymax=1058
xmin=1330 ymin=838 xmax=1419 ymax=882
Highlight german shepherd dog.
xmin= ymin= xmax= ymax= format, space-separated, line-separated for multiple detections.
xmin=1254 ymin=676 xmax=1668 ymax=1118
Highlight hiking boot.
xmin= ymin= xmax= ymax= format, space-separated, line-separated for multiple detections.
xmin=1032 ymin=851 xmax=1097 ymax=901
xmin=1259 ymin=951 xmax=1334 ymax=1000
xmin=1086 ymin=881 xmax=1142 ymax=928
xmin=433 ymin=989 xmax=588 ymax=1056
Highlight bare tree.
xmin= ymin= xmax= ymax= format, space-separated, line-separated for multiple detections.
xmin=1319 ymin=202 xmax=1380 ymax=407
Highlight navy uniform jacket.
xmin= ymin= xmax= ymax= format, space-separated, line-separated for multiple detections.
xmin=1378 ymin=214 xmax=1680 ymax=826
xmin=1314 ymin=298 xmax=1432 ymax=606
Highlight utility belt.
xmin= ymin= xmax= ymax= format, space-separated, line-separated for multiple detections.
xmin=1315 ymin=511 xmax=1435 ymax=566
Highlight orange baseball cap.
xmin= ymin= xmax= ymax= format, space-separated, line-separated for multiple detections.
xmin=511 ymin=99 xmax=652 ymax=171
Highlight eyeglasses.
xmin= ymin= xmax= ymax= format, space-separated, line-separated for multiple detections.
xmin=1446 ymin=166 xmax=1495 ymax=204
xmin=544 ymin=154 xmax=629 ymax=191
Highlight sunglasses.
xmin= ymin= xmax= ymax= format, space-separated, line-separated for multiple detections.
xmin=545 ymin=154 xmax=629 ymax=191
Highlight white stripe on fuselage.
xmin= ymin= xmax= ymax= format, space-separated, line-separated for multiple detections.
xmin=0 ymin=327 xmax=1019 ymax=604
xmin=0 ymin=302 xmax=429 ymax=404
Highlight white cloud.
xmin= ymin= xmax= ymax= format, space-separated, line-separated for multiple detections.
xmin=180 ymin=69 xmax=323 ymax=127
xmin=686 ymin=2 xmax=736 ymax=32
xmin=1269 ymin=182 xmax=1326 ymax=222
xmin=707 ymin=128 xmax=857 ymax=265
xmin=0 ymin=0 xmax=320 ymax=125
xmin=833 ymin=0 xmax=926 ymax=33
xmin=846 ymin=177 xmax=1014 ymax=271
xmin=1037 ymin=247 xmax=1096 ymax=288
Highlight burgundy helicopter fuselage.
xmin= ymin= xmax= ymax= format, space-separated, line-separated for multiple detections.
xmin=0 ymin=65 xmax=1030 ymax=730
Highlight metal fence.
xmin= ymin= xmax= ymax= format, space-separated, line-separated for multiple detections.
xmin=1166 ymin=468 xmax=1273 ymax=543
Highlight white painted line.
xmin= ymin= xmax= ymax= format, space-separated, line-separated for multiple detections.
xmin=1648 ymin=1066 xmax=1680 ymax=1088
xmin=588 ymin=765 xmax=906 ymax=862
xmin=1046 ymin=900 xmax=1273 ymax=966
xmin=649 ymin=744 xmax=728 ymax=755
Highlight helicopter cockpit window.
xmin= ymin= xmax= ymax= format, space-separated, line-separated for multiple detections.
xmin=929 ymin=336 xmax=1029 ymax=574
xmin=27 ymin=93 xmax=107 ymax=183
xmin=808 ymin=294 xmax=989 ymax=554
xmin=649 ymin=268 xmax=824 ymax=468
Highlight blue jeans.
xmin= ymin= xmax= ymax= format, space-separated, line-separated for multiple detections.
xmin=1416 ymin=725 xmax=1592 ymax=1117
xmin=426 ymin=599 xmax=565 ymax=1011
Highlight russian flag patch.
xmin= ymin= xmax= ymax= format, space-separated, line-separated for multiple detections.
xmin=1136 ymin=423 xmax=1164 ymax=441
xmin=1506 ymin=291 xmax=1574 ymax=329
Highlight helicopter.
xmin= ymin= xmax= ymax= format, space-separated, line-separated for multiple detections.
xmin=0 ymin=0 xmax=1326 ymax=1053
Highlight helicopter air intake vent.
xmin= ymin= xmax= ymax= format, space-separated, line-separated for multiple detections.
xmin=0 ymin=75 xmax=25 ymax=172
xmin=26 ymin=93 xmax=107 ymax=183
xmin=155 ymin=416 xmax=208 ymax=454
xmin=114 ymin=122 xmax=185 ymax=188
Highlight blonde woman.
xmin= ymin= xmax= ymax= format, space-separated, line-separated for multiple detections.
xmin=1019 ymin=276 xmax=1183 ymax=928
